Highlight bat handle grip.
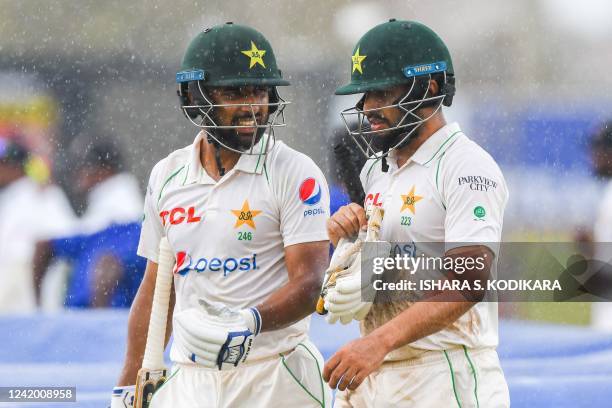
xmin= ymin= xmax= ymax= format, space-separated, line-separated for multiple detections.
xmin=316 ymin=296 xmax=328 ymax=315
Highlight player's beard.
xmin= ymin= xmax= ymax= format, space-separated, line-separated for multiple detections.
xmin=366 ymin=114 xmax=421 ymax=153
xmin=209 ymin=112 xmax=269 ymax=152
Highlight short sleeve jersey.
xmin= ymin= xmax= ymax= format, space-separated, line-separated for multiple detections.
xmin=360 ymin=122 xmax=509 ymax=352
xmin=138 ymin=132 xmax=330 ymax=362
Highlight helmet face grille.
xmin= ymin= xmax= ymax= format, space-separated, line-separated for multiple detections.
xmin=176 ymin=23 xmax=291 ymax=157
xmin=178 ymin=81 xmax=290 ymax=156
xmin=340 ymin=74 xmax=446 ymax=159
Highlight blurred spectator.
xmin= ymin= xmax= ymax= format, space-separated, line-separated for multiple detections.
xmin=589 ymin=121 xmax=612 ymax=330
xmin=0 ymin=138 xmax=75 ymax=313
xmin=34 ymin=140 xmax=145 ymax=308
xmin=72 ymin=140 xmax=143 ymax=234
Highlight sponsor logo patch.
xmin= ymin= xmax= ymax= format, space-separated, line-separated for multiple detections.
xmin=304 ymin=207 xmax=326 ymax=218
xmin=402 ymin=61 xmax=447 ymax=78
xmin=299 ymin=178 xmax=322 ymax=206
xmin=173 ymin=251 xmax=258 ymax=277
xmin=159 ymin=206 xmax=202 ymax=226
xmin=458 ymin=176 xmax=498 ymax=192
xmin=364 ymin=192 xmax=383 ymax=208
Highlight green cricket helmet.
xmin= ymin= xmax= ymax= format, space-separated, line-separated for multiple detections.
xmin=336 ymin=19 xmax=456 ymax=158
xmin=176 ymin=22 xmax=290 ymax=155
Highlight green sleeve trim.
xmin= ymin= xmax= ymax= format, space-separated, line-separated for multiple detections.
xmin=149 ymin=366 xmax=181 ymax=405
xmin=463 ymin=346 xmax=480 ymax=408
xmin=280 ymin=342 xmax=325 ymax=408
xmin=157 ymin=165 xmax=185 ymax=206
xmin=422 ymin=130 xmax=462 ymax=166
xmin=443 ymin=350 xmax=462 ymax=408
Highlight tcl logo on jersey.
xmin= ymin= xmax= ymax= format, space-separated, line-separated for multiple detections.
xmin=173 ymin=251 xmax=258 ymax=277
xmin=299 ymin=178 xmax=322 ymax=206
xmin=159 ymin=206 xmax=202 ymax=226
xmin=364 ymin=192 xmax=383 ymax=208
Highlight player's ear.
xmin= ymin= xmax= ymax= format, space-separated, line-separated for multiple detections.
xmin=427 ymin=79 xmax=440 ymax=97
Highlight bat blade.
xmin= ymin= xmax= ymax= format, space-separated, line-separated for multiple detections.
xmin=134 ymin=237 xmax=175 ymax=408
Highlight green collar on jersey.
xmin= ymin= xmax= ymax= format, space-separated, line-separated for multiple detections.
xmin=184 ymin=132 xmax=270 ymax=185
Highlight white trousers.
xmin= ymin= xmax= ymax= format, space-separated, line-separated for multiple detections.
xmin=150 ymin=340 xmax=331 ymax=408
xmin=335 ymin=347 xmax=509 ymax=408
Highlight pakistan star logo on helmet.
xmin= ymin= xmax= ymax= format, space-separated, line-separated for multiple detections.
xmin=241 ymin=41 xmax=266 ymax=68
xmin=351 ymin=47 xmax=366 ymax=74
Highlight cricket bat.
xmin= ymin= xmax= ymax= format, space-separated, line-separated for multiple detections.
xmin=134 ymin=237 xmax=175 ymax=408
xmin=316 ymin=206 xmax=384 ymax=314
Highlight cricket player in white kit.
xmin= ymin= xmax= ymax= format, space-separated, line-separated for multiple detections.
xmin=111 ymin=23 xmax=331 ymax=408
xmin=321 ymin=20 xmax=510 ymax=407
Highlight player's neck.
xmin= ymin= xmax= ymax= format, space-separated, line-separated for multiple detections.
xmin=200 ymin=139 xmax=241 ymax=181
xmin=394 ymin=110 xmax=446 ymax=168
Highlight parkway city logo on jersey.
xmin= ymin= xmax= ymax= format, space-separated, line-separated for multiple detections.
xmin=299 ymin=177 xmax=322 ymax=206
xmin=173 ymin=251 xmax=258 ymax=277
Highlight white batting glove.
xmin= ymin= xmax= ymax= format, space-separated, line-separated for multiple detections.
xmin=319 ymin=237 xmax=364 ymax=323
xmin=110 ymin=385 xmax=135 ymax=408
xmin=325 ymin=240 xmax=392 ymax=324
xmin=324 ymin=252 xmax=370 ymax=324
xmin=173 ymin=299 xmax=261 ymax=370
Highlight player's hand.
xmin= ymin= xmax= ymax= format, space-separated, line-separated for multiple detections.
xmin=319 ymin=237 xmax=362 ymax=320
xmin=173 ymin=299 xmax=261 ymax=370
xmin=324 ymin=239 xmax=391 ymax=324
xmin=110 ymin=385 xmax=135 ymax=408
xmin=324 ymin=249 xmax=371 ymax=325
xmin=323 ymin=334 xmax=389 ymax=391
xmin=327 ymin=203 xmax=367 ymax=247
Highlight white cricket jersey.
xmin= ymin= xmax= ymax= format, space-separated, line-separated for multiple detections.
xmin=360 ymin=122 xmax=508 ymax=354
xmin=138 ymin=132 xmax=330 ymax=362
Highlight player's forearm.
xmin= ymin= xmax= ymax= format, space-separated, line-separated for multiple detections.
xmin=372 ymin=296 xmax=476 ymax=354
xmin=256 ymin=273 xmax=321 ymax=332
xmin=255 ymin=240 xmax=329 ymax=332
xmin=117 ymin=284 xmax=152 ymax=385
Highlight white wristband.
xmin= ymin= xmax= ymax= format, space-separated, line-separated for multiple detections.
xmin=240 ymin=307 xmax=262 ymax=336
xmin=111 ymin=385 xmax=135 ymax=408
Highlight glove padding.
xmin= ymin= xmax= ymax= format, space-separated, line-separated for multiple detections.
xmin=324 ymin=240 xmax=392 ymax=325
xmin=173 ymin=299 xmax=261 ymax=370
xmin=110 ymin=385 xmax=135 ymax=408
xmin=319 ymin=237 xmax=363 ymax=323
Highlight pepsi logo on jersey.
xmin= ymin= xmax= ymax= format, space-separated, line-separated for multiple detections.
xmin=299 ymin=178 xmax=321 ymax=206
xmin=173 ymin=251 xmax=258 ymax=277
xmin=159 ymin=206 xmax=202 ymax=226
xmin=299 ymin=177 xmax=326 ymax=217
